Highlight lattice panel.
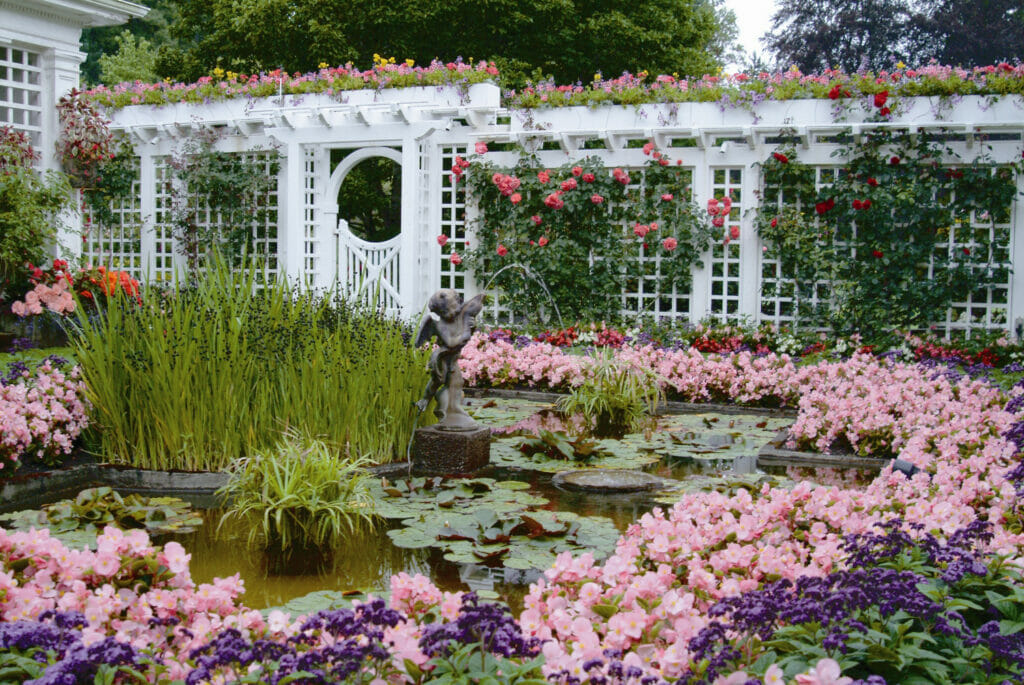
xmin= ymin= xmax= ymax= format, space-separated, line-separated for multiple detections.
xmin=439 ymin=146 xmax=468 ymax=294
xmin=152 ymin=158 xmax=178 ymax=281
xmin=620 ymin=167 xmax=695 ymax=321
xmin=302 ymin=146 xmax=320 ymax=285
xmin=0 ymin=46 xmax=42 ymax=145
xmin=709 ymin=168 xmax=742 ymax=318
xmin=932 ymin=198 xmax=1012 ymax=339
xmin=759 ymin=167 xmax=839 ymax=326
xmin=81 ymin=158 xmax=143 ymax=277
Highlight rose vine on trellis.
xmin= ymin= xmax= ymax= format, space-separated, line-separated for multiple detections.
xmin=464 ymin=145 xmax=719 ymax=321
xmin=756 ymin=128 xmax=1020 ymax=336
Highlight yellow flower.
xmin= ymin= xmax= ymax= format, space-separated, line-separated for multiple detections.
xmin=406 ymin=59 xmax=415 ymax=67
xmin=318 ymin=62 xmax=329 ymax=69
xmin=896 ymin=61 xmax=906 ymax=69
xmin=593 ymin=73 xmax=602 ymax=81
xmin=212 ymin=66 xmax=225 ymax=78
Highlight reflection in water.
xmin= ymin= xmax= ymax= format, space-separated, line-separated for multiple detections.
xmin=166 ymin=511 xmax=433 ymax=609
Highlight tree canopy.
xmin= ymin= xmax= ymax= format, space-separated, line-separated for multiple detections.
xmin=764 ymin=0 xmax=1024 ymax=73
xmin=83 ymin=0 xmax=738 ymax=87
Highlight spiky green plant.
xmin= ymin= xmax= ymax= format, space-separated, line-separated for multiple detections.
xmin=557 ymin=351 xmax=664 ymax=437
xmin=217 ymin=434 xmax=377 ymax=551
xmin=69 ymin=257 xmax=429 ymax=471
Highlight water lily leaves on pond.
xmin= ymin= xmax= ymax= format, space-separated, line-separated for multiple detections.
xmin=388 ymin=507 xmax=619 ymax=571
xmin=366 ymin=476 xmax=547 ymax=520
xmin=262 ymin=589 xmax=370 ymax=618
xmin=490 ymin=436 xmax=658 ymax=473
xmin=466 ymin=398 xmax=554 ymax=428
xmin=646 ymin=413 xmax=790 ymax=460
xmin=0 ymin=487 xmax=203 ymax=550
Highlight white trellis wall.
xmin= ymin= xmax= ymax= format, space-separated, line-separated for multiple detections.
xmin=88 ymin=84 xmax=1024 ymax=336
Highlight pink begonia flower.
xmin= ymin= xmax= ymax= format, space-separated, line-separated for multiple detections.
xmin=474 ymin=141 xmax=488 ymax=154
xmin=764 ymin=664 xmax=786 ymax=685
xmin=436 ymin=234 xmax=449 ymax=246
xmin=795 ymin=658 xmax=852 ymax=685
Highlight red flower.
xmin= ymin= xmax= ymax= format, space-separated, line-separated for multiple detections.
xmin=770 ymin=217 xmax=778 ymax=228
xmin=436 ymin=234 xmax=449 ymax=246
xmin=531 ymin=215 xmax=542 ymax=226
xmin=661 ymin=193 xmax=673 ymax=201
xmin=543 ymin=193 xmax=564 ymax=210
xmin=591 ymin=194 xmax=604 ymax=204
xmin=815 ymin=198 xmax=835 ymax=214
xmin=872 ymin=249 xmax=883 ymax=258
xmin=450 ymin=252 xmax=462 ymax=265
xmin=572 ymin=166 xmax=583 ymax=176
xmin=510 ymin=192 xmax=522 ymax=204
xmin=853 ymin=199 xmax=863 ymax=210
xmin=662 ymin=237 xmax=678 ymax=251
xmin=879 ymin=107 xmax=891 ymax=117
xmin=729 ymin=226 xmax=740 ymax=240
xmin=862 ymin=199 xmax=871 ymax=209
xmin=866 ymin=177 xmax=878 ymax=187
xmin=496 ymin=244 xmax=508 ymax=257
xmin=582 ymin=173 xmax=596 ymax=183
xmin=772 ymin=152 xmax=789 ymax=163
xmin=560 ymin=178 xmax=578 ymax=192
xmin=963 ymin=247 xmax=971 ymax=256
xmin=828 ymin=84 xmax=843 ymax=100
xmin=537 ymin=170 xmax=550 ymax=183
xmin=890 ymin=156 xmax=900 ymax=165
xmin=538 ymin=236 xmax=548 ymax=247
xmin=874 ymin=90 xmax=888 ymax=108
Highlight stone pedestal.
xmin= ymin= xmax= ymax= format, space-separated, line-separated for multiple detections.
xmin=411 ymin=425 xmax=490 ymax=475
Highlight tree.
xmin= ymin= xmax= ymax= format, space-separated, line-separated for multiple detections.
xmin=910 ymin=0 xmax=1024 ymax=66
xmin=98 ymin=31 xmax=159 ymax=85
xmin=147 ymin=0 xmax=737 ymax=87
xmin=80 ymin=0 xmax=178 ymax=85
xmin=763 ymin=0 xmax=917 ymax=72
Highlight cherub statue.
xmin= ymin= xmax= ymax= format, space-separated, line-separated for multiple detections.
xmin=414 ymin=289 xmax=485 ymax=429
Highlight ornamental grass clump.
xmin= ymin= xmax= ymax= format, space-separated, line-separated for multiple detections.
xmin=217 ymin=435 xmax=378 ymax=552
xmin=70 ymin=258 xmax=429 ymax=471
xmin=556 ymin=350 xmax=663 ymax=437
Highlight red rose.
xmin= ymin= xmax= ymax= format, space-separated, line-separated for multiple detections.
xmin=963 ymin=247 xmax=971 ymax=256
xmin=772 ymin=152 xmax=789 ymax=163
xmin=890 ymin=156 xmax=900 ymax=165
xmin=879 ymin=107 xmax=891 ymax=117
xmin=770 ymin=217 xmax=778 ymax=228
xmin=867 ymin=177 xmax=878 ymax=187
xmin=872 ymin=250 xmax=883 ymax=258
xmin=874 ymin=91 xmax=888 ymax=108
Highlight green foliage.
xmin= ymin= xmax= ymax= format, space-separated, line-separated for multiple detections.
xmin=69 ymin=258 xmax=429 ymax=471
xmin=81 ymin=138 xmax=138 ymax=232
xmin=465 ymin=151 xmax=716 ymax=322
xmin=757 ymin=132 xmax=1018 ymax=336
xmin=148 ymin=0 xmax=734 ymax=87
xmin=421 ymin=644 xmax=546 ymax=685
xmin=217 ymin=434 xmax=378 ymax=551
xmin=516 ymin=429 xmax=607 ymax=462
xmin=167 ymin=129 xmax=280 ymax=270
xmin=0 ymin=487 xmax=202 ymax=550
xmin=370 ymin=476 xmax=546 ymax=520
xmin=0 ymin=129 xmax=72 ymax=297
xmin=80 ymin=0 xmax=179 ymax=86
xmin=336 ymin=154 xmax=401 ymax=243
xmin=557 ymin=352 xmax=664 ymax=437
xmin=98 ymin=31 xmax=160 ymax=85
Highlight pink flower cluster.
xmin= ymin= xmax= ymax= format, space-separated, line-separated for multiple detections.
xmin=0 ymin=361 xmax=90 ymax=468
xmin=11 ymin=279 xmax=76 ymax=317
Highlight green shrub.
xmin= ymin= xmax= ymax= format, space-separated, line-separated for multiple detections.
xmin=217 ymin=434 xmax=377 ymax=551
xmin=70 ymin=260 xmax=429 ymax=470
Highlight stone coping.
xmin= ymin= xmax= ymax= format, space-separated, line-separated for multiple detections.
xmin=757 ymin=430 xmax=888 ymax=470
xmin=464 ymin=387 xmax=797 ymax=417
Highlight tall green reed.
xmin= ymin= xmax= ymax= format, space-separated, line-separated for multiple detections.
xmin=70 ymin=260 xmax=429 ymax=471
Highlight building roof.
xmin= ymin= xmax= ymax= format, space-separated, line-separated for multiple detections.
xmin=5 ymin=0 xmax=149 ymax=28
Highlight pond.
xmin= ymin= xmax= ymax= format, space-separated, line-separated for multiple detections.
xmin=7 ymin=397 xmax=881 ymax=613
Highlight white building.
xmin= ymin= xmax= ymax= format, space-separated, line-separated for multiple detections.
xmin=0 ymin=0 xmax=147 ymax=167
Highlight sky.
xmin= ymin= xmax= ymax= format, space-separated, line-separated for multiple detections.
xmin=722 ymin=0 xmax=780 ymax=67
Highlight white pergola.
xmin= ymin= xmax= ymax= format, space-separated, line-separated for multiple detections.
xmin=95 ymin=86 xmax=1024 ymax=336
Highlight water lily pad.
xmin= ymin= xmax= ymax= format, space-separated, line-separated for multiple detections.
xmin=366 ymin=476 xmax=547 ymax=520
xmin=647 ymin=414 xmax=790 ymax=460
xmin=466 ymin=398 xmax=554 ymax=428
xmin=490 ymin=436 xmax=658 ymax=472
xmin=0 ymin=487 xmax=203 ymax=550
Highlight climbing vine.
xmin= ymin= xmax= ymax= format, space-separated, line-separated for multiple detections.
xmin=464 ymin=145 xmax=717 ymax=322
xmin=757 ymin=132 xmax=1019 ymax=336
